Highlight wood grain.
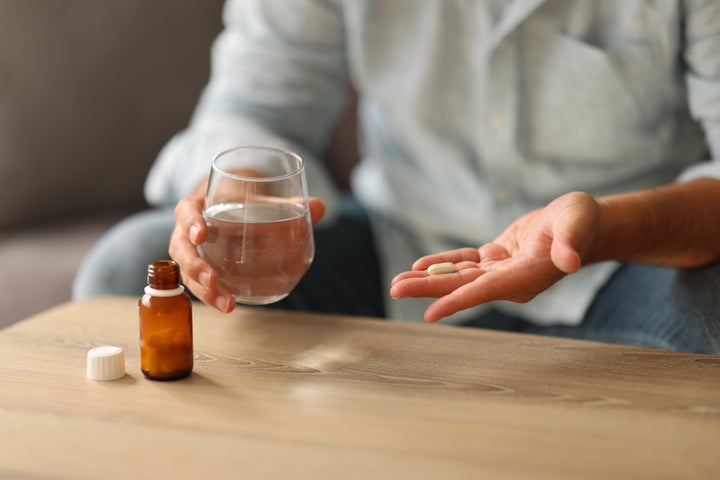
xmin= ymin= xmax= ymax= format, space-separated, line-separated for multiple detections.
xmin=0 ymin=297 xmax=718 ymax=480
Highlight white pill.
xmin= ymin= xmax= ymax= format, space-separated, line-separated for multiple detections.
xmin=427 ymin=262 xmax=456 ymax=275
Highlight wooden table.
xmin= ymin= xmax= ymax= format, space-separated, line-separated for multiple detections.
xmin=1 ymin=297 xmax=719 ymax=479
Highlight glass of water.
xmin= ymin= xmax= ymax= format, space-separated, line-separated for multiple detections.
xmin=199 ymin=146 xmax=314 ymax=305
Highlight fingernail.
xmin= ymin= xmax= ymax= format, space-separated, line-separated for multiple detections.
xmin=215 ymin=296 xmax=230 ymax=312
xmin=189 ymin=224 xmax=200 ymax=244
xmin=199 ymin=270 xmax=212 ymax=289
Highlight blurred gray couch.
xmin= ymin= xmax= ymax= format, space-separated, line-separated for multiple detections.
xmin=0 ymin=0 xmax=224 ymax=328
xmin=0 ymin=0 xmax=359 ymax=329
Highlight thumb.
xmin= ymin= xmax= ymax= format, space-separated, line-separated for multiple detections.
xmin=549 ymin=194 xmax=596 ymax=273
xmin=551 ymin=235 xmax=582 ymax=273
xmin=308 ymin=197 xmax=326 ymax=225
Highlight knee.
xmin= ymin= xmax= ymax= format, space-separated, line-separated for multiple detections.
xmin=672 ymin=263 xmax=720 ymax=355
xmin=73 ymin=209 xmax=175 ymax=299
xmin=584 ymin=262 xmax=720 ymax=355
xmin=635 ymin=263 xmax=720 ymax=354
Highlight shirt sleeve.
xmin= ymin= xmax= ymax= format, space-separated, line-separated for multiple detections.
xmin=144 ymin=0 xmax=349 ymax=221
xmin=679 ymin=0 xmax=720 ymax=181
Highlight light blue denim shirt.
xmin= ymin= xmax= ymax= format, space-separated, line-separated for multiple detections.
xmin=146 ymin=0 xmax=720 ymax=325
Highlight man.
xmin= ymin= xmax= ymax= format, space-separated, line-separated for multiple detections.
xmin=75 ymin=0 xmax=720 ymax=354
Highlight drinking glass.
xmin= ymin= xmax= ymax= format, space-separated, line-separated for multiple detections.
xmin=199 ymin=146 xmax=314 ymax=305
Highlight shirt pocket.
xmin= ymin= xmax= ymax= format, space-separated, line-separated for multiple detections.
xmin=522 ymin=31 xmax=669 ymax=166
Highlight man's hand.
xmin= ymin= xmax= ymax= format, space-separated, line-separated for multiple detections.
xmin=389 ymin=192 xmax=600 ymax=322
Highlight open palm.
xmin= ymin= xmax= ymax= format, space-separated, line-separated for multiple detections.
xmin=389 ymin=192 xmax=600 ymax=322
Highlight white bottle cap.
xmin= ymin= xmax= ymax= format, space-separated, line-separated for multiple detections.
xmin=87 ymin=346 xmax=126 ymax=381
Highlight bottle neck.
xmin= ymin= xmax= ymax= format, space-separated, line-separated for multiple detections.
xmin=144 ymin=285 xmax=185 ymax=297
xmin=145 ymin=260 xmax=184 ymax=294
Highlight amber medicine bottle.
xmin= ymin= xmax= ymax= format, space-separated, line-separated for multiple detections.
xmin=138 ymin=260 xmax=193 ymax=380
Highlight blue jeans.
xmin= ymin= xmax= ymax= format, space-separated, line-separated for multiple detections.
xmin=74 ymin=197 xmax=720 ymax=355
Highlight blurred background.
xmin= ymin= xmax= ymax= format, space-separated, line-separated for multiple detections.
xmin=0 ymin=0 xmax=224 ymax=327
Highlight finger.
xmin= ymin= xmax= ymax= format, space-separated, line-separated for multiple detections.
xmin=308 ymin=197 xmax=325 ymax=225
xmin=423 ymin=262 xmax=550 ymax=322
xmin=478 ymin=243 xmax=511 ymax=262
xmin=390 ymin=260 xmax=480 ymax=286
xmin=550 ymin=211 xmax=585 ymax=274
xmin=549 ymin=192 xmax=597 ymax=273
xmin=183 ymin=275 xmax=236 ymax=314
xmin=551 ymin=237 xmax=582 ymax=274
xmin=390 ymin=270 xmax=426 ymax=287
xmin=168 ymin=224 xmax=234 ymax=313
xmin=168 ymin=223 xmax=214 ymax=290
xmin=423 ymin=270 xmax=512 ymax=322
xmin=390 ymin=267 xmax=485 ymax=299
xmin=174 ymin=196 xmax=207 ymax=246
xmin=411 ymin=248 xmax=481 ymax=270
